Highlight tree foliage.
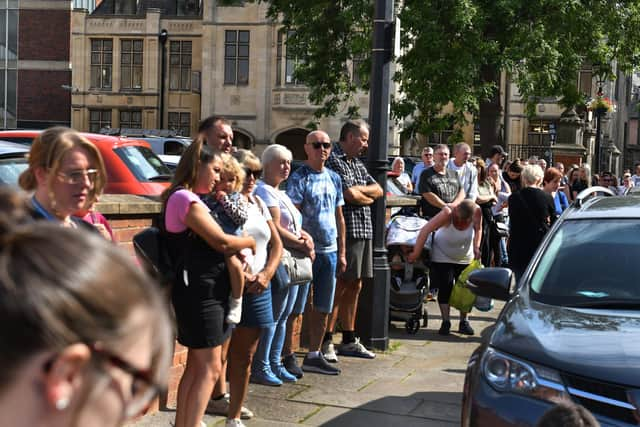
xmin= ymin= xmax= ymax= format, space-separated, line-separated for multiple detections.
xmin=260 ymin=0 xmax=640 ymax=152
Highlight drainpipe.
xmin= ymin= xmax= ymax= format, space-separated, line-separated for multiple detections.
xmin=158 ymin=29 xmax=168 ymax=129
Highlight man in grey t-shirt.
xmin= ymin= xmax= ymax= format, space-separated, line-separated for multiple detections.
xmin=419 ymin=144 xmax=464 ymax=219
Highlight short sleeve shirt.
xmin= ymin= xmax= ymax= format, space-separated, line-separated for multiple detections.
xmin=326 ymin=143 xmax=376 ymax=240
xmin=165 ymin=189 xmax=209 ymax=233
xmin=286 ymin=164 xmax=344 ymax=253
xmin=418 ymin=167 xmax=461 ymax=218
xmin=255 ymin=180 xmax=301 ymax=236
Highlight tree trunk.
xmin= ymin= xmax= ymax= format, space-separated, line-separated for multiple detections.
xmin=479 ymin=63 xmax=503 ymax=158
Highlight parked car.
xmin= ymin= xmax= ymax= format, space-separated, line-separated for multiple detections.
xmin=0 ymin=130 xmax=171 ymax=196
xmin=0 ymin=140 xmax=29 ymax=186
xmin=158 ymin=154 xmax=181 ymax=172
xmin=135 ymin=136 xmax=191 ymax=156
xmin=461 ymin=187 xmax=640 ymax=427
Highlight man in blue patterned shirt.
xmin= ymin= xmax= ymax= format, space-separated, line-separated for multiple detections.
xmin=287 ymin=130 xmax=346 ymax=375
xmin=324 ymin=120 xmax=383 ymax=361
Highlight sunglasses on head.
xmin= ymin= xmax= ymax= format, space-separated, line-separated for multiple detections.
xmin=244 ymin=168 xmax=262 ymax=179
xmin=309 ymin=141 xmax=332 ymax=150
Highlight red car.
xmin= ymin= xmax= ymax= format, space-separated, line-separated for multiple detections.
xmin=0 ymin=130 xmax=172 ymax=196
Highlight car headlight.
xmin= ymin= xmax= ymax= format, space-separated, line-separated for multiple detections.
xmin=481 ymin=348 xmax=568 ymax=402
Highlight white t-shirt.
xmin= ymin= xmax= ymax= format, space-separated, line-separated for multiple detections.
xmin=242 ymin=195 xmax=272 ymax=274
xmin=255 ymin=180 xmax=301 ymax=236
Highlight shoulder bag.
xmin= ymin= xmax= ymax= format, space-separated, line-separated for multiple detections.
xmin=278 ymin=191 xmax=313 ymax=285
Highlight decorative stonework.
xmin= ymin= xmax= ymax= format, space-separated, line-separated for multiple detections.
xmin=284 ymin=93 xmax=306 ymax=105
xmin=272 ymin=93 xmax=281 ymax=105
xmin=230 ymin=95 xmax=241 ymax=105
xmin=169 ymin=22 xmax=195 ymax=32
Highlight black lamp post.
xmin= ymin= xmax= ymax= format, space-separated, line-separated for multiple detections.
xmin=356 ymin=0 xmax=394 ymax=351
xmin=158 ymin=29 xmax=168 ymax=129
xmin=593 ymin=82 xmax=605 ymax=174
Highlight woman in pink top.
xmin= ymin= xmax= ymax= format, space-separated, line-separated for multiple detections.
xmin=163 ymin=138 xmax=256 ymax=427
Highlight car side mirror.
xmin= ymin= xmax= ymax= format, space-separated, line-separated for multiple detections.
xmin=466 ymin=268 xmax=514 ymax=301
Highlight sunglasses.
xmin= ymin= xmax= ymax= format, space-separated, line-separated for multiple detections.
xmin=244 ymin=168 xmax=262 ymax=179
xmin=57 ymin=169 xmax=99 ymax=185
xmin=310 ymin=141 xmax=332 ymax=150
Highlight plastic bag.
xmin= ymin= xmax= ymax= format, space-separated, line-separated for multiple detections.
xmin=449 ymin=260 xmax=483 ymax=313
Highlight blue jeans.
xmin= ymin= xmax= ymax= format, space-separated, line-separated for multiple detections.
xmin=292 ymin=282 xmax=310 ymax=315
xmin=253 ymin=284 xmax=299 ymax=371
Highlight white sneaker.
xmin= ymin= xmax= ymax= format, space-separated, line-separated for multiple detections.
xmin=337 ymin=338 xmax=376 ymax=359
xmin=226 ymin=297 xmax=242 ymax=324
xmin=225 ymin=419 xmax=245 ymax=427
xmin=321 ymin=340 xmax=339 ymax=363
xmin=207 ymin=393 xmax=254 ymax=419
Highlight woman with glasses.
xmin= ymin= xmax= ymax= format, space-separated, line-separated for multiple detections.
xmin=0 ymin=192 xmax=172 ymax=426
xmin=225 ymin=149 xmax=283 ymax=427
xmin=162 ymin=139 xmax=256 ymax=427
xmin=19 ymin=127 xmax=107 ymax=228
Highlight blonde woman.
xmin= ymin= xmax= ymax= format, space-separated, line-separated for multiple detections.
xmin=19 ymin=127 xmax=106 ymax=227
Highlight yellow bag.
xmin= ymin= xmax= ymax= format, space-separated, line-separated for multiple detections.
xmin=449 ymin=260 xmax=483 ymax=313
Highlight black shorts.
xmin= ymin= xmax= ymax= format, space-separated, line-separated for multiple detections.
xmin=429 ymin=262 xmax=469 ymax=305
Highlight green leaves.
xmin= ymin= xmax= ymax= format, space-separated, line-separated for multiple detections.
xmin=264 ymin=0 xmax=640 ymax=146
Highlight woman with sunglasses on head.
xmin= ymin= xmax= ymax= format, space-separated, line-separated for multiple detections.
xmin=162 ymin=139 xmax=256 ymax=427
xmin=0 ymin=191 xmax=172 ymax=427
xmin=19 ymin=127 xmax=107 ymax=229
xmin=223 ymin=149 xmax=283 ymax=427
xmin=250 ymin=144 xmax=315 ymax=385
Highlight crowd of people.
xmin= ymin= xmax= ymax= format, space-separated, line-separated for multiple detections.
xmin=0 ymin=121 xmax=615 ymax=427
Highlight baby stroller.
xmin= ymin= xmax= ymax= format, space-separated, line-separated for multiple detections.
xmin=386 ymin=214 xmax=430 ymax=334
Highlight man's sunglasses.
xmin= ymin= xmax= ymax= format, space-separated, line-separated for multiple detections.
xmin=310 ymin=142 xmax=332 ymax=150
xmin=244 ymin=168 xmax=262 ymax=179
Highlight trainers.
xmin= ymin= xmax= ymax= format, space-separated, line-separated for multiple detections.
xmin=302 ymin=353 xmax=341 ymax=375
xmin=283 ymin=353 xmax=303 ymax=379
xmin=206 ymin=394 xmax=254 ymax=420
xmin=458 ymin=320 xmax=475 ymax=335
xmin=336 ymin=338 xmax=375 ymax=359
xmin=250 ymin=367 xmax=283 ymax=386
xmin=271 ymin=363 xmax=297 ymax=382
xmin=225 ymin=419 xmax=245 ymax=427
xmin=321 ymin=340 xmax=339 ymax=363
xmin=439 ymin=320 xmax=451 ymax=335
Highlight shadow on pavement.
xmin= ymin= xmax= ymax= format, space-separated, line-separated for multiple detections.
xmin=318 ymin=391 xmax=461 ymax=426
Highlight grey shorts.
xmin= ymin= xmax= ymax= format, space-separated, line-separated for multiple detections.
xmin=342 ymin=238 xmax=373 ymax=281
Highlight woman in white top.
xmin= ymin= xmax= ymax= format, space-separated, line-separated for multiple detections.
xmin=391 ymin=157 xmax=413 ymax=193
xmin=226 ymin=150 xmax=283 ymax=427
xmin=407 ymin=199 xmax=482 ymax=336
xmin=252 ymin=144 xmax=315 ymax=385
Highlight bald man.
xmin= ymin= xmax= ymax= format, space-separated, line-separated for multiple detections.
xmin=286 ymin=130 xmax=346 ymax=376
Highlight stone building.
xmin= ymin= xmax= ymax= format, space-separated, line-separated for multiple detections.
xmin=70 ymin=0 xmax=400 ymax=159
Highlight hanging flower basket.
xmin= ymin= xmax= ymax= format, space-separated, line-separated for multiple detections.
xmin=587 ymin=96 xmax=614 ymax=114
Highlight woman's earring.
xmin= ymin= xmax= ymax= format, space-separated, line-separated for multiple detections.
xmin=55 ymin=396 xmax=70 ymax=411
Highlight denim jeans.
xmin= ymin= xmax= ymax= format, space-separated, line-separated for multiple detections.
xmin=253 ymin=283 xmax=299 ymax=371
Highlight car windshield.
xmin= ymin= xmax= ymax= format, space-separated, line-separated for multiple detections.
xmin=115 ymin=146 xmax=172 ymax=181
xmin=0 ymin=158 xmax=28 ymax=185
xmin=529 ymin=219 xmax=640 ymax=307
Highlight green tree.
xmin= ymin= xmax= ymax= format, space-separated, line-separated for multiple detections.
xmin=261 ymin=0 xmax=640 ymax=156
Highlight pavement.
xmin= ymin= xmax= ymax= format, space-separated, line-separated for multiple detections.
xmin=128 ymin=300 xmax=500 ymax=427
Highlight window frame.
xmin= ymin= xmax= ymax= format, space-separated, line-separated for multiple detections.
xmin=90 ymin=38 xmax=113 ymax=90
xmin=169 ymin=40 xmax=192 ymax=92
xmin=89 ymin=109 xmax=112 ymax=133
xmin=168 ymin=111 xmax=191 ymax=136
xmin=224 ymin=30 xmax=250 ymax=86
xmin=120 ymin=39 xmax=143 ymax=91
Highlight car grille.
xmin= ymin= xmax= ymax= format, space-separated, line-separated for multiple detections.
xmin=562 ymin=373 xmax=639 ymax=425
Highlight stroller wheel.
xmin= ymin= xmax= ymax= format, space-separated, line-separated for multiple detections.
xmin=405 ymin=318 xmax=420 ymax=334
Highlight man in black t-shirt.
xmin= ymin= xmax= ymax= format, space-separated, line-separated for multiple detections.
xmin=418 ymin=144 xmax=464 ymax=218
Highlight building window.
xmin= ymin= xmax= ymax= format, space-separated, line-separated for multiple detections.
xmin=0 ymin=6 xmax=18 ymax=128
xmin=527 ymin=120 xmax=556 ymax=146
xmin=224 ymin=30 xmax=249 ymax=85
xmin=90 ymin=39 xmax=113 ymax=90
xmin=168 ymin=112 xmax=190 ymax=136
xmin=276 ymin=31 xmax=283 ymax=86
xmin=121 ymin=39 xmax=143 ymax=90
xmin=429 ymin=129 xmax=454 ymax=145
xmin=276 ymin=31 xmax=302 ymax=86
xmin=119 ymin=110 xmax=142 ymax=128
xmin=89 ymin=109 xmax=112 ymax=133
xmin=169 ymin=41 xmax=192 ymax=91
